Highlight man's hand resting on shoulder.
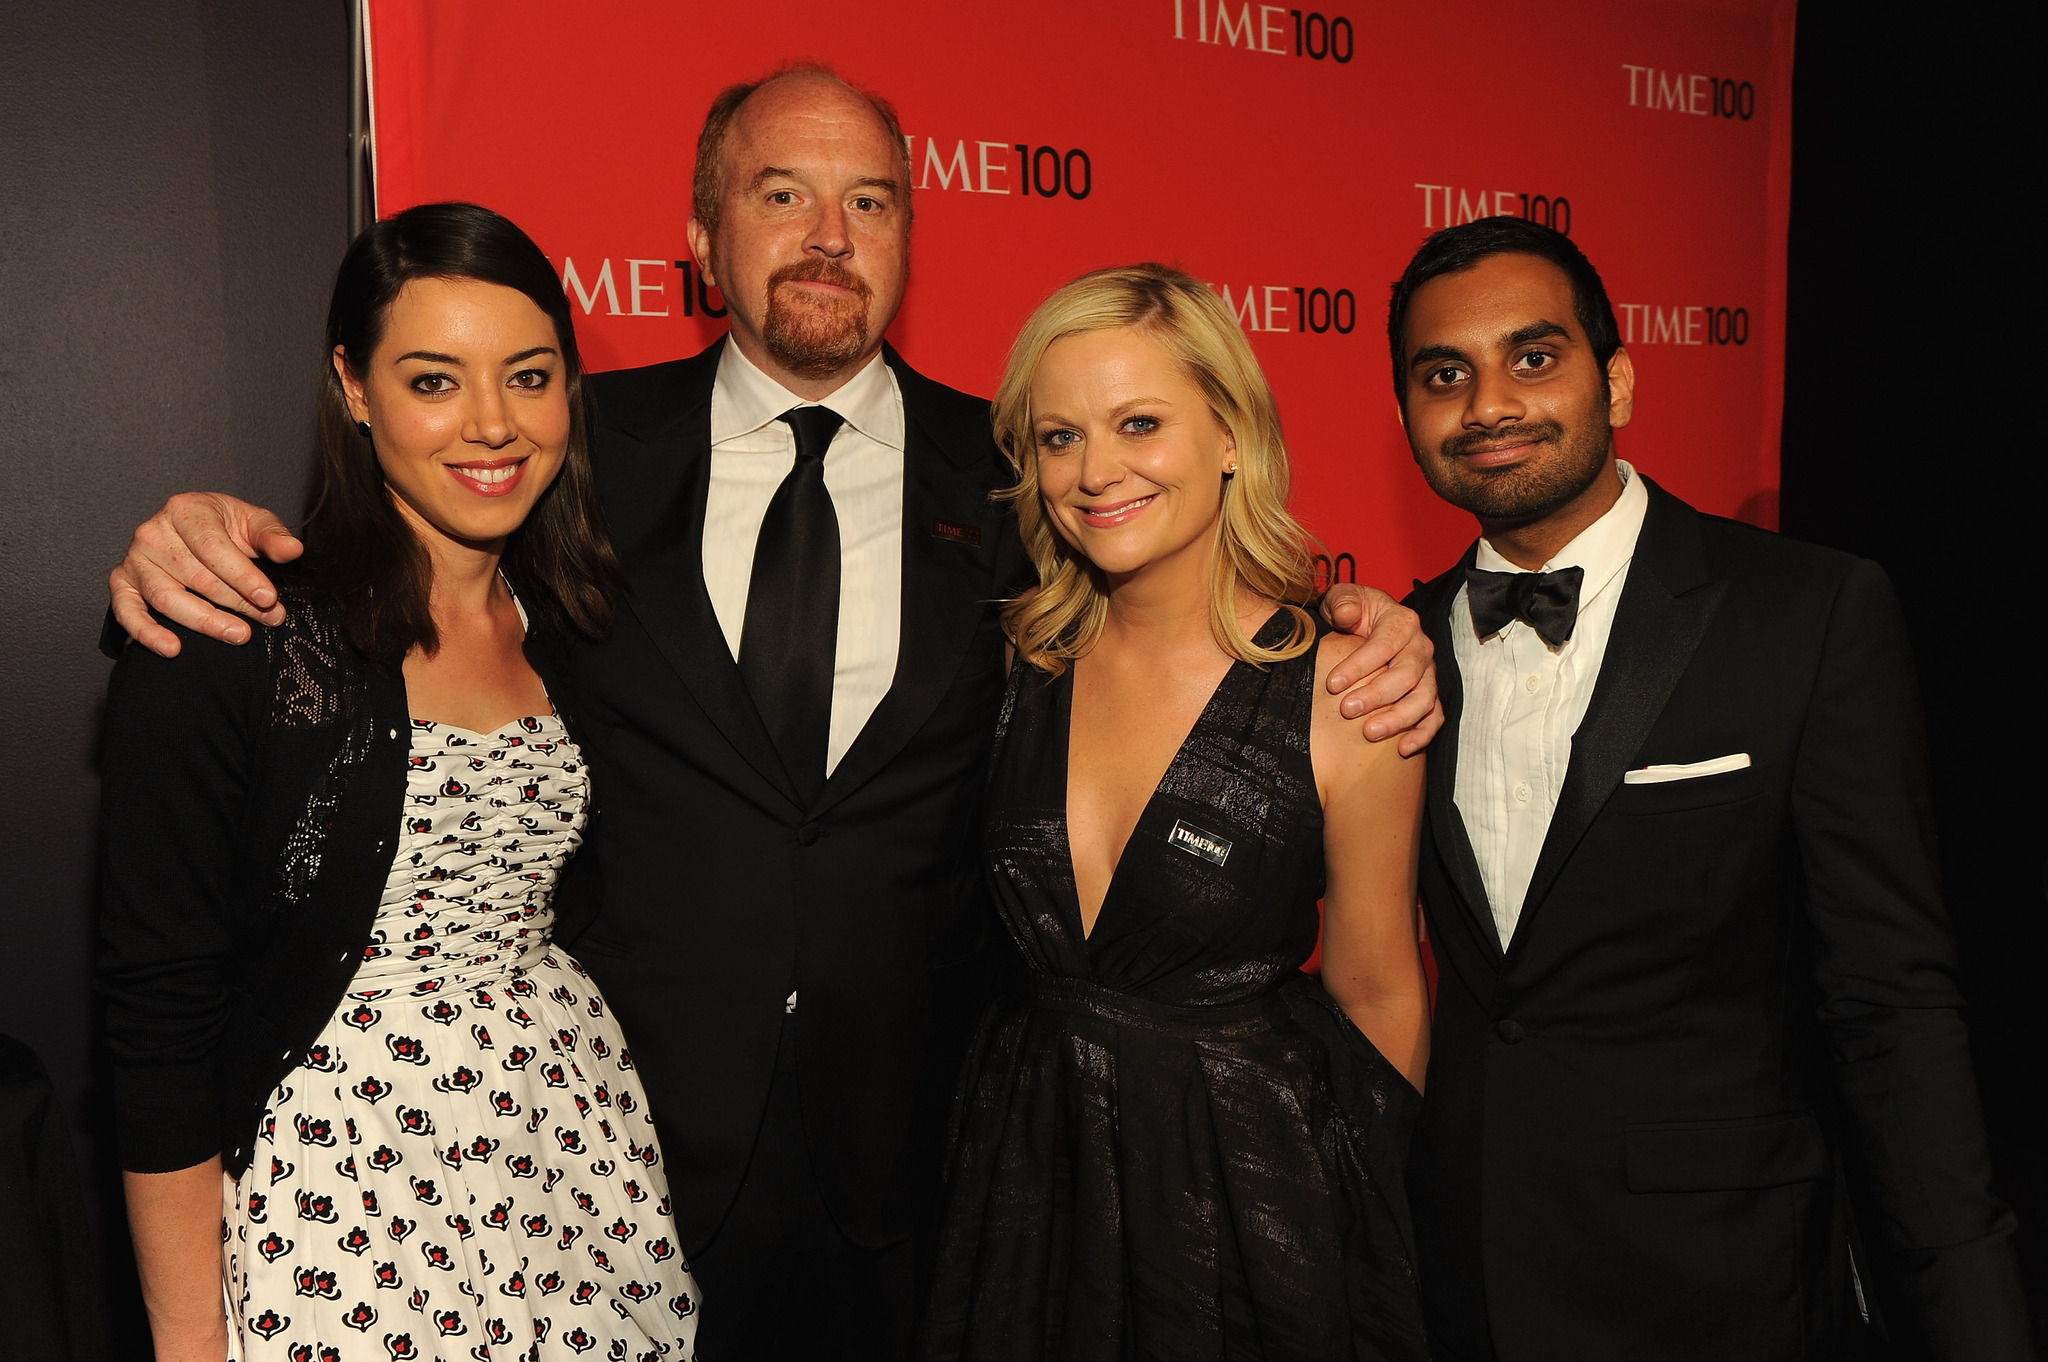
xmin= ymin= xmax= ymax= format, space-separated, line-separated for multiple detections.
xmin=1319 ymin=584 xmax=1442 ymax=757
xmin=109 ymin=493 xmax=302 ymax=656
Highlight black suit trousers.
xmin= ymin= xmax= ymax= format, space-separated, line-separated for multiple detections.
xmin=687 ymin=1022 xmax=916 ymax=1362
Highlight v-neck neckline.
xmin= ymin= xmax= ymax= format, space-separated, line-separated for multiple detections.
xmin=1057 ymin=609 xmax=1285 ymax=946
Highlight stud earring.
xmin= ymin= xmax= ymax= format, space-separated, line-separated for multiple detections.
xmin=356 ymin=420 xmax=372 ymax=438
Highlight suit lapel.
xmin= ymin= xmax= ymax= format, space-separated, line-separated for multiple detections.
xmin=1416 ymin=551 xmax=1507 ymax=965
xmin=1509 ymin=479 xmax=1725 ymax=947
xmin=813 ymin=348 xmax=1001 ymax=816
xmin=604 ymin=338 xmax=803 ymax=810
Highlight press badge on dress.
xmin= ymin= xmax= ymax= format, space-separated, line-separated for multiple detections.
xmin=1167 ymin=819 xmax=1233 ymax=867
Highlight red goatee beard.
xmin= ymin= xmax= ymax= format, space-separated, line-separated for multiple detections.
xmin=762 ymin=258 xmax=875 ymax=379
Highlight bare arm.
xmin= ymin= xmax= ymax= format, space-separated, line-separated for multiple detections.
xmin=1318 ymin=584 xmax=1442 ymax=757
xmin=109 ymin=493 xmax=302 ymax=656
xmin=123 ymin=1159 xmax=230 ymax=1362
xmin=1311 ymin=636 xmax=1431 ymax=1090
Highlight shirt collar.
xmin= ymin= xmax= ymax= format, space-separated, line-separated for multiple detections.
xmin=711 ymin=340 xmax=905 ymax=451
xmin=1472 ymin=458 xmax=1649 ymax=609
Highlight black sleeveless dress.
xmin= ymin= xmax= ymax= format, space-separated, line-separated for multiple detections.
xmin=923 ymin=613 xmax=1431 ymax=1362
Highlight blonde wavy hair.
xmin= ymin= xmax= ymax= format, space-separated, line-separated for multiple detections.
xmin=994 ymin=263 xmax=1319 ymax=675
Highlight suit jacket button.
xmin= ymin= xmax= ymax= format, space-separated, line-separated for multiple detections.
xmin=1496 ymin=1019 xmax=1525 ymax=1044
xmin=797 ymin=823 xmax=820 ymax=846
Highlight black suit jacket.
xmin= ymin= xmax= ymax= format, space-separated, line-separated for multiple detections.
xmin=1407 ymin=479 xmax=2030 ymax=1361
xmin=544 ymin=339 xmax=1028 ymax=1254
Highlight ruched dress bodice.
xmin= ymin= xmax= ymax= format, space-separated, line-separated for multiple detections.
xmin=223 ymin=715 xmax=699 ymax=1360
xmin=923 ymin=613 xmax=1429 ymax=1362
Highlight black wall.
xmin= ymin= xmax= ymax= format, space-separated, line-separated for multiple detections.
xmin=0 ymin=0 xmax=2034 ymax=1349
xmin=0 ymin=1 xmax=348 ymax=1345
xmin=1780 ymin=0 xmax=2043 ymax=1328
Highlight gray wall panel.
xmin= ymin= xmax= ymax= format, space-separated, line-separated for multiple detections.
xmin=0 ymin=2 xmax=346 ymax=1341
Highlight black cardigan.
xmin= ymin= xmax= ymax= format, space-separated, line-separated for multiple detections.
xmin=95 ymin=590 xmax=594 ymax=1177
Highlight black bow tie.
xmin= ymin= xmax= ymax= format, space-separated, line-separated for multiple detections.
xmin=1464 ymin=564 xmax=1586 ymax=648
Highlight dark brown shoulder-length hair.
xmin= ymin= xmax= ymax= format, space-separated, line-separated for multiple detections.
xmin=302 ymin=200 xmax=621 ymax=661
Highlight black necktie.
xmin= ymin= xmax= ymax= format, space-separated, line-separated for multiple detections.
xmin=1464 ymin=564 xmax=1586 ymax=648
xmin=739 ymin=406 xmax=845 ymax=803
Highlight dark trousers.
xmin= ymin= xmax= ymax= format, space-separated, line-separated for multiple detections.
xmin=688 ymin=1021 xmax=918 ymax=1362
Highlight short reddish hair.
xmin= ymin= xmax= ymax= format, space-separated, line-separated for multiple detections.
xmin=691 ymin=62 xmax=913 ymax=231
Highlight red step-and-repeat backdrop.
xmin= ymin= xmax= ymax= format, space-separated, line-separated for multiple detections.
xmin=365 ymin=0 xmax=1795 ymax=591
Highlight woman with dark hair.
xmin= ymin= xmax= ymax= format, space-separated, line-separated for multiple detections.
xmin=97 ymin=202 xmax=699 ymax=1361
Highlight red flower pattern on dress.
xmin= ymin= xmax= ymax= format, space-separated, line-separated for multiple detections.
xmin=224 ymin=717 xmax=695 ymax=1359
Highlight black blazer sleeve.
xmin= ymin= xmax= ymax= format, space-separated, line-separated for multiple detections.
xmin=95 ymin=622 xmax=265 ymax=1173
xmin=1792 ymin=559 xmax=2030 ymax=1355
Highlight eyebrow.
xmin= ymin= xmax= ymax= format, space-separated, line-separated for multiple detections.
xmin=1033 ymin=397 xmax=1173 ymax=426
xmin=1505 ymin=320 xmax=1572 ymax=346
xmin=1407 ymin=343 xmax=1470 ymax=372
xmin=1407 ymin=321 xmax=1574 ymax=373
xmin=748 ymin=166 xmax=901 ymax=197
xmin=393 ymin=346 xmax=558 ymax=367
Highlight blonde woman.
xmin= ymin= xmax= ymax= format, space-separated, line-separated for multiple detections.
xmin=921 ymin=265 xmax=1432 ymax=1360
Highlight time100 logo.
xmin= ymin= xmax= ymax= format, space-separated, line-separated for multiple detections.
xmin=1173 ymin=2 xmax=1355 ymax=63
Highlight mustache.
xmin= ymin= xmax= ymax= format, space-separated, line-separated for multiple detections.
xmin=1437 ymin=420 xmax=1565 ymax=462
xmin=767 ymin=257 xmax=873 ymax=301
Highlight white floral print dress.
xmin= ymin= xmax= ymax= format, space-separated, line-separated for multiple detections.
xmin=224 ymin=714 xmax=699 ymax=1361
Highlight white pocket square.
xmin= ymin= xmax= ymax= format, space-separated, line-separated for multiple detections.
xmin=1623 ymin=753 xmax=1752 ymax=784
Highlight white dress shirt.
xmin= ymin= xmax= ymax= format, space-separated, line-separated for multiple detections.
xmin=702 ymin=343 xmax=905 ymax=775
xmin=1451 ymin=461 xmax=1649 ymax=946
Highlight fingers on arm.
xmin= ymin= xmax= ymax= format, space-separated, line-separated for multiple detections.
xmin=110 ymin=565 xmax=183 ymax=658
xmin=1324 ymin=591 xmax=1420 ymax=689
xmin=182 ymin=529 xmax=287 ymax=625
xmin=1321 ymin=598 xmax=1442 ymax=751
xmin=1392 ymin=697 xmax=1445 ymax=758
xmin=130 ymin=548 xmax=260 ymax=644
xmin=1319 ymin=582 xmax=1366 ymax=629
xmin=118 ymin=495 xmax=289 ymax=646
xmin=250 ymin=519 xmax=306 ymax=565
xmin=211 ymin=493 xmax=305 ymax=580
xmin=168 ymin=494 xmax=290 ymax=618
xmin=1354 ymin=664 xmax=1445 ymax=756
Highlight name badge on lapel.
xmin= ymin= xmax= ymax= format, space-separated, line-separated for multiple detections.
xmin=1167 ymin=819 xmax=1232 ymax=867
xmin=931 ymin=518 xmax=982 ymax=547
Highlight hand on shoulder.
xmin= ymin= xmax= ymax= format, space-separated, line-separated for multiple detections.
xmin=1317 ymin=583 xmax=1443 ymax=754
xmin=1312 ymin=632 xmax=1425 ymax=803
xmin=109 ymin=492 xmax=301 ymax=658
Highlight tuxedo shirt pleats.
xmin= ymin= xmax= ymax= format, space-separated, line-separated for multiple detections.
xmin=701 ymin=344 xmax=905 ymax=775
xmin=1451 ymin=461 xmax=1649 ymax=945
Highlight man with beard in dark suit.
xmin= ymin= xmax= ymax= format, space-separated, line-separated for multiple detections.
xmin=102 ymin=64 xmax=1442 ymax=1361
xmin=1390 ymin=216 xmax=2031 ymax=1360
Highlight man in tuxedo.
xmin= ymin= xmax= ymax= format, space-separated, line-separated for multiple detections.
xmin=104 ymin=65 xmax=1441 ymax=1359
xmin=1389 ymin=216 xmax=2031 ymax=1360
